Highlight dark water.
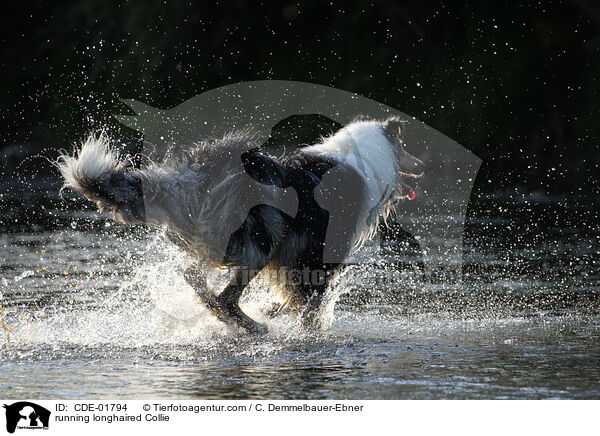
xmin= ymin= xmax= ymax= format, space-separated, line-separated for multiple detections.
xmin=0 ymin=185 xmax=599 ymax=399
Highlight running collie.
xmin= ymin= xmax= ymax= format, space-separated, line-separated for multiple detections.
xmin=58 ymin=117 xmax=424 ymax=333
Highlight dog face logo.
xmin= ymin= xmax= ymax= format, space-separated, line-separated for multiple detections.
xmin=3 ymin=402 xmax=50 ymax=433
xmin=116 ymin=81 xmax=481 ymax=280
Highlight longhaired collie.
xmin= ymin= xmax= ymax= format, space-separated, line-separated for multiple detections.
xmin=58 ymin=117 xmax=424 ymax=333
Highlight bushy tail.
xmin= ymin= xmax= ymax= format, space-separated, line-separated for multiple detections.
xmin=58 ymin=133 xmax=145 ymax=224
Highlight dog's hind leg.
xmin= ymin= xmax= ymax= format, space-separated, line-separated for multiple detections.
xmin=215 ymin=267 xmax=268 ymax=334
xmin=184 ymin=263 xmax=267 ymax=334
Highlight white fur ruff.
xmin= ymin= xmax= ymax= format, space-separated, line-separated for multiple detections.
xmin=303 ymin=120 xmax=400 ymax=244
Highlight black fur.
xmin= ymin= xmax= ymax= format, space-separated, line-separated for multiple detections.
xmin=61 ymin=119 xmax=423 ymax=334
xmin=215 ymin=149 xmax=345 ymax=330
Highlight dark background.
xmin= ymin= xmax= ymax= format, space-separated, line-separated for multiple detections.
xmin=0 ymin=0 xmax=598 ymax=197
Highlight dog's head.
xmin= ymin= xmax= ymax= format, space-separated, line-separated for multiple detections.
xmin=383 ymin=117 xmax=425 ymax=200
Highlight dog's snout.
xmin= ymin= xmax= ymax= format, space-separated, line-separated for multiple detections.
xmin=412 ymin=156 xmax=426 ymax=176
xmin=399 ymin=153 xmax=425 ymax=177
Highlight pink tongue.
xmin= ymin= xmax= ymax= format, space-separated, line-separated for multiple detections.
xmin=408 ymin=188 xmax=416 ymax=200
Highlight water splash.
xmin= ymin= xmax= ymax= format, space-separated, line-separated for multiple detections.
xmin=0 ymin=210 xmax=598 ymax=400
xmin=3 ymin=230 xmax=351 ymax=353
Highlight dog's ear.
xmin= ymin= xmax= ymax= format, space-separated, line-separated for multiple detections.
xmin=383 ymin=117 xmax=406 ymax=143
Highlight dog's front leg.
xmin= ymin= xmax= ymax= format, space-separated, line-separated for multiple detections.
xmin=184 ymin=263 xmax=267 ymax=334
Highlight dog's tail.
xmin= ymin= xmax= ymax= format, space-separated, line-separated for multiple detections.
xmin=58 ymin=133 xmax=146 ymax=224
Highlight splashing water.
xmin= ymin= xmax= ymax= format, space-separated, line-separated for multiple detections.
xmin=0 ymin=197 xmax=599 ymax=399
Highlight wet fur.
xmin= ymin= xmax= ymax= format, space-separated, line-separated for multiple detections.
xmin=58 ymin=118 xmax=423 ymax=333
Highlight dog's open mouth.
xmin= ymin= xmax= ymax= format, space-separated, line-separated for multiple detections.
xmin=397 ymin=153 xmax=424 ymax=201
xmin=397 ymin=166 xmax=424 ymax=201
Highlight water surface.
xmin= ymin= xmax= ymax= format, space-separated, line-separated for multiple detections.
xmin=0 ymin=188 xmax=599 ymax=399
